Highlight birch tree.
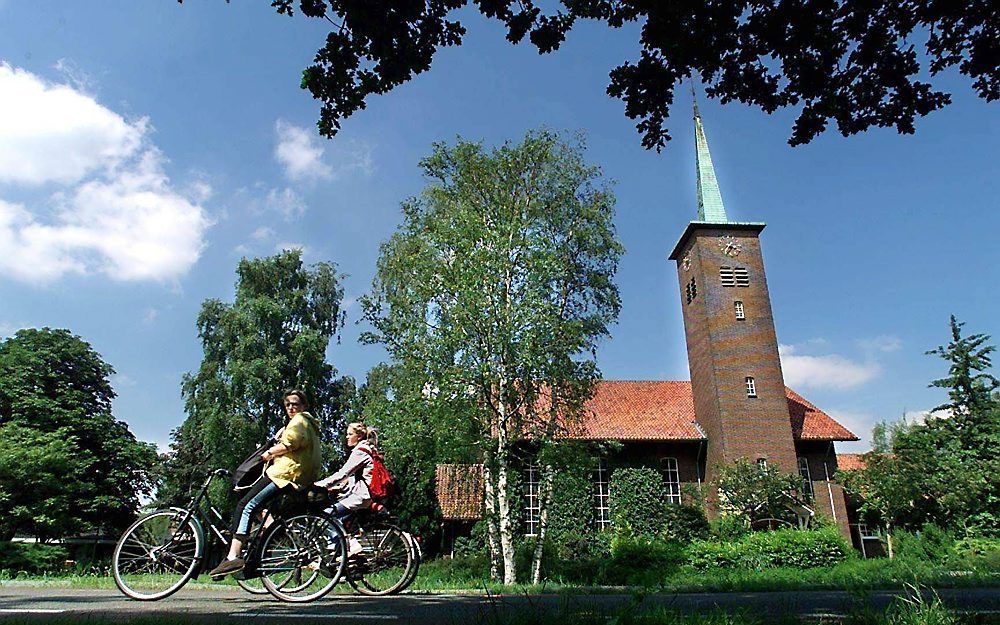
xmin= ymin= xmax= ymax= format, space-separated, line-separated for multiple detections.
xmin=361 ymin=130 xmax=622 ymax=584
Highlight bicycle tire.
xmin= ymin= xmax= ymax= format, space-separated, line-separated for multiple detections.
xmin=347 ymin=521 xmax=413 ymax=596
xmin=260 ymin=514 xmax=345 ymax=603
xmin=397 ymin=531 xmax=421 ymax=592
xmin=112 ymin=509 xmax=203 ymax=601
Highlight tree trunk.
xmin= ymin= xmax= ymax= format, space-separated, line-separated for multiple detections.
xmin=530 ymin=464 xmax=554 ymax=585
xmin=886 ymin=527 xmax=895 ymax=560
xmin=483 ymin=461 xmax=502 ymax=581
xmin=495 ymin=454 xmax=517 ymax=585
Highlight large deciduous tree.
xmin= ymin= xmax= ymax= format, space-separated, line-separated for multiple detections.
xmin=361 ymin=130 xmax=623 ymax=583
xmin=159 ymin=250 xmax=352 ymax=505
xmin=0 ymin=328 xmax=158 ymax=540
xmin=236 ymin=0 xmax=997 ymax=148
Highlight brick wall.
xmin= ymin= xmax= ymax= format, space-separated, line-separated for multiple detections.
xmin=675 ymin=225 xmax=798 ymax=483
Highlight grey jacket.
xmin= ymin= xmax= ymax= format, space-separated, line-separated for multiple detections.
xmin=316 ymin=441 xmax=374 ymax=510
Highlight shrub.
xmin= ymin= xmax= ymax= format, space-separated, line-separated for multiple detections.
xmin=711 ymin=514 xmax=751 ymax=541
xmin=0 ymin=542 xmax=70 ymax=574
xmin=687 ymin=528 xmax=852 ymax=571
xmin=663 ymin=505 xmax=710 ymax=543
xmin=605 ymin=533 xmax=686 ymax=585
xmin=949 ymin=537 xmax=1000 ymax=571
xmin=895 ymin=524 xmax=955 ymax=563
xmin=609 ymin=467 xmax=668 ymax=537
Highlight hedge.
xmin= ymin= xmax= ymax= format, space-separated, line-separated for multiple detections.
xmin=0 ymin=542 xmax=69 ymax=574
xmin=687 ymin=527 xmax=853 ymax=570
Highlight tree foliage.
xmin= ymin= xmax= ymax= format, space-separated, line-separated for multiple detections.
xmin=360 ymin=129 xmax=623 ymax=583
xmin=926 ymin=315 xmax=998 ymax=418
xmin=841 ymin=317 xmax=1000 ymax=538
xmin=243 ymin=0 xmax=998 ymax=149
xmin=715 ymin=458 xmax=803 ymax=525
xmin=160 ymin=250 xmax=351 ymax=505
xmin=0 ymin=328 xmax=157 ymax=540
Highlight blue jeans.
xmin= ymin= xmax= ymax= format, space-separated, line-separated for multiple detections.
xmin=231 ymin=477 xmax=281 ymax=537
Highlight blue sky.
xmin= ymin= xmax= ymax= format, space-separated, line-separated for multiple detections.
xmin=1 ymin=2 xmax=997 ymax=454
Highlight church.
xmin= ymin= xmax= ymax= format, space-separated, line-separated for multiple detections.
xmin=436 ymin=103 xmax=862 ymax=547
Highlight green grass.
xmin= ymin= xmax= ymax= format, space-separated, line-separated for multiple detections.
xmin=1 ymin=590 xmax=999 ymax=625
xmin=3 ymin=553 xmax=999 ymax=595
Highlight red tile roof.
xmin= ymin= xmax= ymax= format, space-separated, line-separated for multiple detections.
xmin=837 ymin=453 xmax=868 ymax=471
xmin=435 ymin=464 xmax=484 ymax=521
xmin=785 ymin=387 xmax=858 ymax=441
xmin=562 ymin=381 xmax=856 ymax=442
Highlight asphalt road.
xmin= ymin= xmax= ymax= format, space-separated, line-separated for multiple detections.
xmin=1 ymin=586 xmax=998 ymax=624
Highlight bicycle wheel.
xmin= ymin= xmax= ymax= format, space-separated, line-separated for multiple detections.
xmin=259 ymin=514 xmax=345 ymax=603
xmin=236 ymin=577 xmax=269 ymax=595
xmin=397 ymin=532 xmax=422 ymax=592
xmin=348 ymin=521 xmax=413 ymax=596
xmin=112 ymin=509 xmax=203 ymax=601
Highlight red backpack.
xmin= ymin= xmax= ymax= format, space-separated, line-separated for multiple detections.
xmin=360 ymin=447 xmax=396 ymax=501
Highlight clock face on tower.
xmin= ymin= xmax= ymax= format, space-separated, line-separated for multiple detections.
xmin=718 ymin=236 xmax=743 ymax=258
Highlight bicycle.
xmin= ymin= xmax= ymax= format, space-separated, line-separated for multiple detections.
xmin=112 ymin=469 xmax=348 ymax=602
xmin=329 ymin=504 xmax=416 ymax=596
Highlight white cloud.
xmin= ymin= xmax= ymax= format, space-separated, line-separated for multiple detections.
xmin=251 ymin=226 xmax=275 ymax=241
xmin=273 ymin=119 xmax=374 ymax=183
xmin=53 ymin=58 xmax=98 ymax=95
xmin=142 ymin=308 xmax=159 ymax=325
xmin=0 ymin=64 xmax=212 ymax=283
xmin=0 ymin=63 xmax=145 ymax=186
xmin=857 ymin=334 xmax=902 ymax=353
xmin=826 ymin=409 xmax=878 ymax=452
xmin=265 ymin=187 xmax=307 ymax=221
xmin=903 ymin=408 xmax=953 ymax=425
xmin=779 ymin=343 xmax=881 ymax=390
xmin=275 ymin=120 xmax=332 ymax=182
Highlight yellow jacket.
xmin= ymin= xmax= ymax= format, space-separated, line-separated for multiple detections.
xmin=266 ymin=411 xmax=322 ymax=489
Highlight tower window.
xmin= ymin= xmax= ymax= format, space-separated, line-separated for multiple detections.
xmin=745 ymin=376 xmax=757 ymax=397
xmin=734 ymin=300 xmax=745 ymax=320
xmin=685 ymin=278 xmax=698 ymax=304
xmin=661 ymin=457 xmax=681 ymax=505
xmin=756 ymin=457 xmax=768 ymax=471
xmin=798 ymin=457 xmax=814 ymax=500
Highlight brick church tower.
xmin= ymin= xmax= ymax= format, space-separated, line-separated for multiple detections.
xmin=668 ymin=101 xmax=799 ymax=485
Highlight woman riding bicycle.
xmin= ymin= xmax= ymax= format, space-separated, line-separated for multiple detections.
xmin=209 ymin=388 xmax=322 ymax=579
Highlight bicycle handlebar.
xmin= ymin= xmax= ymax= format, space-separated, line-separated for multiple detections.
xmin=211 ymin=468 xmax=231 ymax=478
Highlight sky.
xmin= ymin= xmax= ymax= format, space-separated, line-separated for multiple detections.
xmin=1 ymin=2 xmax=997 ymax=454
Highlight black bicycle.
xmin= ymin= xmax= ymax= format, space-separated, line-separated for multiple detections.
xmin=111 ymin=469 xmax=348 ymax=602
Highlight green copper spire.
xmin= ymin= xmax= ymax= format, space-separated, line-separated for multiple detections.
xmin=693 ymin=96 xmax=729 ymax=223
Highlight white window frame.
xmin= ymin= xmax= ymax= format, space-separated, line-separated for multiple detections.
xmin=745 ymin=376 xmax=757 ymax=397
xmin=756 ymin=457 xmax=768 ymax=471
xmin=734 ymin=300 xmax=745 ymax=320
xmin=523 ymin=463 xmax=540 ymax=537
xmin=662 ymin=457 xmax=681 ymax=505
xmin=593 ymin=459 xmax=611 ymax=531
xmin=797 ymin=456 xmax=814 ymax=500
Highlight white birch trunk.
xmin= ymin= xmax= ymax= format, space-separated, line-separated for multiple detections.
xmin=495 ymin=449 xmax=517 ymax=584
xmin=530 ymin=465 xmax=554 ymax=585
xmin=483 ymin=462 xmax=502 ymax=581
